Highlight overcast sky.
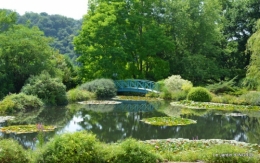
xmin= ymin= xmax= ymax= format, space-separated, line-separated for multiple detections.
xmin=0 ymin=0 xmax=88 ymax=20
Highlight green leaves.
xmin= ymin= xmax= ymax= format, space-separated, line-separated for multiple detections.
xmin=0 ymin=124 xmax=56 ymax=134
xmin=141 ymin=117 xmax=197 ymax=126
xmin=74 ymin=1 xmax=173 ymax=81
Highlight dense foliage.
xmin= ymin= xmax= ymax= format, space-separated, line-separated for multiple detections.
xmin=21 ymin=72 xmax=68 ymax=105
xmin=187 ymin=87 xmax=212 ymax=102
xmin=36 ymin=131 xmax=103 ymax=163
xmin=1 ymin=0 xmax=260 ymax=94
xmin=1 ymin=131 xmax=258 ymax=163
xmin=0 ymin=93 xmax=43 ymax=114
xmin=66 ymin=88 xmax=95 ymax=103
xmin=80 ymin=79 xmax=117 ymax=99
xmin=112 ymin=138 xmax=162 ymax=163
xmin=0 ymin=9 xmax=79 ymax=100
xmin=0 ymin=10 xmax=54 ymax=98
xmin=17 ymin=12 xmax=82 ymax=61
xmin=0 ymin=139 xmax=30 ymax=163
xmin=164 ymin=75 xmax=193 ymax=93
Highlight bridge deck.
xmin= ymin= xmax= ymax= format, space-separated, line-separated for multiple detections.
xmin=114 ymin=79 xmax=160 ymax=94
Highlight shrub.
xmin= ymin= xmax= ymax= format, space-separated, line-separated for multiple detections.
xmin=36 ymin=131 xmax=103 ymax=163
xmin=112 ymin=138 xmax=162 ymax=163
xmin=242 ymin=77 xmax=258 ymax=90
xmin=145 ymin=92 xmax=160 ymax=98
xmin=164 ymin=75 xmax=193 ymax=92
xmin=171 ymin=91 xmax=187 ymax=101
xmin=187 ymin=87 xmax=212 ymax=102
xmin=21 ymin=72 xmax=68 ymax=105
xmin=0 ymin=139 xmax=30 ymax=163
xmin=238 ymin=91 xmax=260 ymax=106
xmin=156 ymin=80 xmax=165 ymax=92
xmin=0 ymin=93 xmax=43 ymax=114
xmin=80 ymin=78 xmax=116 ymax=99
xmin=66 ymin=88 xmax=95 ymax=103
xmin=159 ymin=88 xmax=172 ymax=100
xmin=207 ymin=77 xmax=237 ymax=94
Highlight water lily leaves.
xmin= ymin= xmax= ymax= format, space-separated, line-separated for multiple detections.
xmin=141 ymin=117 xmax=196 ymax=126
xmin=0 ymin=125 xmax=56 ymax=134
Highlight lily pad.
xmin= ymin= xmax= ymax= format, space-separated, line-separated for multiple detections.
xmin=141 ymin=117 xmax=196 ymax=126
xmin=171 ymin=100 xmax=260 ymax=111
xmin=0 ymin=124 xmax=56 ymax=134
xmin=78 ymin=100 xmax=121 ymax=105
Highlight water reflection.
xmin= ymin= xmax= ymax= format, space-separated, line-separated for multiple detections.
xmin=1 ymin=100 xmax=260 ymax=149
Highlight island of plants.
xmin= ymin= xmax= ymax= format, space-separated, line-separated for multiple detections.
xmin=171 ymin=100 xmax=260 ymax=111
xmin=141 ymin=116 xmax=197 ymax=126
xmin=0 ymin=124 xmax=56 ymax=134
xmin=78 ymin=100 xmax=122 ymax=105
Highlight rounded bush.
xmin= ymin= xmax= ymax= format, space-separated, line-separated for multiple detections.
xmin=66 ymin=88 xmax=95 ymax=103
xmin=0 ymin=139 xmax=30 ymax=163
xmin=164 ymin=75 xmax=193 ymax=92
xmin=37 ymin=131 xmax=103 ymax=163
xmin=113 ymin=138 xmax=162 ymax=163
xmin=0 ymin=93 xmax=43 ymax=114
xmin=187 ymin=87 xmax=212 ymax=102
xmin=80 ymin=79 xmax=116 ymax=99
xmin=21 ymin=72 xmax=68 ymax=105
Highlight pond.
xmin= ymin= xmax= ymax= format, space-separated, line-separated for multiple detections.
xmin=1 ymin=99 xmax=260 ymax=149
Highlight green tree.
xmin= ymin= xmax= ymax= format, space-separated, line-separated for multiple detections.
xmin=163 ymin=0 xmax=224 ymax=84
xmin=0 ymin=9 xmax=17 ymax=32
xmin=17 ymin=12 xmax=82 ymax=62
xmin=221 ymin=0 xmax=260 ymax=80
xmin=245 ymin=20 xmax=260 ymax=89
xmin=0 ymin=23 xmax=54 ymax=98
xmin=74 ymin=0 xmax=173 ymax=81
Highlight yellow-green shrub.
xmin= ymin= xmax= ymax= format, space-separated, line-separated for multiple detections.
xmin=0 ymin=139 xmax=31 ymax=163
xmin=66 ymin=88 xmax=95 ymax=103
xmin=112 ymin=138 xmax=162 ymax=163
xmin=36 ymin=131 xmax=103 ymax=163
xmin=0 ymin=93 xmax=43 ymax=114
xmin=187 ymin=87 xmax=212 ymax=102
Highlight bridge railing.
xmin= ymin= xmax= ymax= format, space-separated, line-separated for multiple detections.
xmin=114 ymin=79 xmax=160 ymax=93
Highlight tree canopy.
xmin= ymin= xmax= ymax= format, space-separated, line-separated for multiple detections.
xmin=17 ymin=12 xmax=82 ymax=62
xmin=74 ymin=0 xmax=242 ymax=84
xmin=0 ymin=10 xmax=78 ymax=99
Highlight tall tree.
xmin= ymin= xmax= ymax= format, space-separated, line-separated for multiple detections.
xmin=17 ymin=12 xmax=82 ymax=62
xmin=74 ymin=0 xmax=173 ymax=81
xmin=0 ymin=22 xmax=55 ymax=98
xmin=245 ymin=20 xmax=260 ymax=89
xmin=221 ymin=0 xmax=260 ymax=80
xmin=163 ymin=0 xmax=224 ymax=84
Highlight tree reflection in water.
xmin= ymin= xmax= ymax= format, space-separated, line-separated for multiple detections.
xmin=1 ymin=101 xmax=260 ymax=149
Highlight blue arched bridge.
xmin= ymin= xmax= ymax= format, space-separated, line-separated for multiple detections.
xmin=114 ymin=79 xmax=160 ymax=94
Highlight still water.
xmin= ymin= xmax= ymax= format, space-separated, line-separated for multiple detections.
xmin=1 ymin=100 xmax=260 ymax=149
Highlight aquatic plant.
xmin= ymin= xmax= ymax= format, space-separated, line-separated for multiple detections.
xmin=141 ymin=117 xmax=196 ymax=126
xmin=36 ymin=123 xmax=45 ymax=147
xmin=0 ymin=124 xmax=56 ymax=134
xmin=171 ymin=100 xmax=260 ymax=111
